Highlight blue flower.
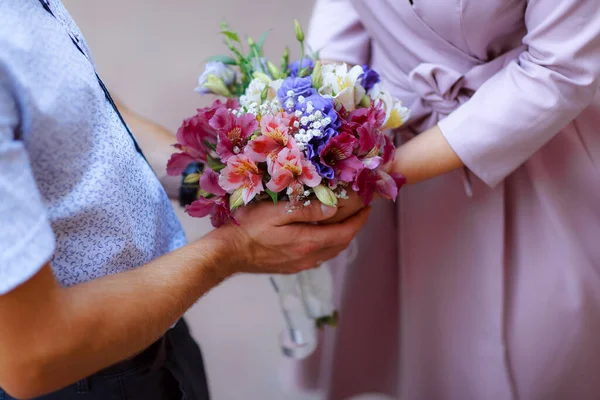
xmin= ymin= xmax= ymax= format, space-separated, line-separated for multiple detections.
xmin=306 ymin=127 xmax=339 ymax=179
xmin=278 ymin=77 xmax=316 ymax=110
xmin=360 ymin=65 xmax=380 ymax=92
xmin=289 ymin=58 xmax=315 ymax=77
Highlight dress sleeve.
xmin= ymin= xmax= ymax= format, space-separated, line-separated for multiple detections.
xmin=0 ymin=81 xmax=56 ymax=294
xmin=438 ymin=0 xmax=600 ymax=187
xmin=307 ymin=0 xmax=371 ymax=66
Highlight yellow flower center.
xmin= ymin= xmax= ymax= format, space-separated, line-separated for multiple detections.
xmin=228 ymin=127 xmax=242 ymax=143
xmin=284 ymin=163 xmax=302 ymax=176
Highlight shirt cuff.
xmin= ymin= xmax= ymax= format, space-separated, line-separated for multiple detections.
xmin=0 ymin=216 xmax=56 ymax=295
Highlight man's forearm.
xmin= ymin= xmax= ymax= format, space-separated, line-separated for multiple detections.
xmin=392 ymin=125 xmax=464 ymax=184
xmin=0 ymin=229 xmax=233 ymax=398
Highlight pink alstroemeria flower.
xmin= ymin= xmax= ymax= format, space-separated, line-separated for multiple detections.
xmin=167 ymin=99 xmax=238 ymax=176
xmin=347 ymin=101 xmax=387 ymax=156
xmin=319 ymin=131 xmax=364 ymax=183
xmin=353 ymin=168 xmax=407 ymax=205
xmin=219 ymin=154 xmax=265 ymax=205
xmin=246 ymin=113 xmax=295 ymax=162
xmin=185 ymin=170 xmax=236 ymax=228
xmin=209 ymin=108 xmax=258 ymax=162
xmin=267 ymin=147 xmax=321 ymax=193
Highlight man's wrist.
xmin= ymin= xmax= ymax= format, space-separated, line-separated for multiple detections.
xmin=191 ymin=226 xmax=245 ymax=281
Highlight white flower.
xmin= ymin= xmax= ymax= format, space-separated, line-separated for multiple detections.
xmin=240 ymin=77 xmax=283 ymax=109
xmin=374 ymin=90 xmax=411 ymax=130
xmin=320 ymin=63 xmax=366 ymax=111
xmin=268 ymin=79 xmax=283 ymax=99
xmin=306 ymin=102 xmax=314 ymax=114
xmin=240 ymin=78 xmax=267 ymax=107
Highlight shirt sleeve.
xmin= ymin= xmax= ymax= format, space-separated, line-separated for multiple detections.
xmin=438 ymin=0 xmax=600 ymax=187
xmin=307 ymin=0 xmax=371 ymax=66
xmin=0 ymin=83 xmax=56 ymax=295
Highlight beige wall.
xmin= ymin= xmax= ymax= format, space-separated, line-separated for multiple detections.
xmin=62 ymin=1 xmax=320 ymax=399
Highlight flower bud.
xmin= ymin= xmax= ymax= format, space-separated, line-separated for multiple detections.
xmin=183 ymin=173 xmax=200 ymax=184
xmin=280 ymin=47 xmax=290 ymax=73
xmin=294 ymin=19 xmax=305 ymax=42
xmin=253 ymin=71 xmax=272 ymax=84
xmin=267 ymin=61 xmax=283 ymax=79
xmin=260 ymin=85 xmax=269 ymax=103
xmin=203 ymin=74 xmax=232 ymax=97
xmin=313 ymin=184 xmax=338 ymax=207
xmin=229 ymin=187 xmax=245 ymax=210
xmin=311 ymin=60 xmax=322 ymax=88
xmin=359 ymin=94 xmax=372 ymax=108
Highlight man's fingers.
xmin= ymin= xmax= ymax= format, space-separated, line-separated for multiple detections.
xmin=310 ymin=206 xmax=371 ymax=248
xmin=272 ymin=201 xmax=338 ymax=226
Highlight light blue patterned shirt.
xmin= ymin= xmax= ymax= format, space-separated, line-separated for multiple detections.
xmin=0 ymin=0 xmax=187 ymax=294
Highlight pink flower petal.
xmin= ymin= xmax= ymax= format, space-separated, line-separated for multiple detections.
xmin=361 ymin=156 xmax=382 ymax=171
xmin=354 ymin=168 xmax=379 ymax=205
xmin=166 ymin=152 xmax=198 ymax=176
xmin=375 ymin=170 xmax=399 ymax=201
xmin=216 ymin=136 xmax=236 ymax=162
xmin=200 ymin=169 xmax=226 ymax=196
xmin=242 ymin=173 xmax=265 ymax=204
xmin=382 ymin=135 xmax=396 ymax=165
xmin=185 ymin=198 xmax=215 ymax=218
xmin=209 ymin=108 xmax=235 ymax=133
xmin=299 ymin=160 xmax=322 ymax=187
xmin=239 ymin=113 xmax=259 ymax=139
xmin=266 ymin=169 xmax=293 ymax=193
xmin=245 ymin=136 xmax=281 ymax=162
xmin=336 ymin=155 xmax=365 ymax=182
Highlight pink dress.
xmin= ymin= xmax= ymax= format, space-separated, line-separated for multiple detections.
xmin=294 ymin=0 xmax=600 ymax=399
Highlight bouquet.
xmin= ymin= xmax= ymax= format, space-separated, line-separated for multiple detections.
xmin=167 ymin=21 xmax=410 ymax=356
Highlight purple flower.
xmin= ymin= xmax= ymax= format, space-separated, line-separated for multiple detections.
xmin=360 ymin=65 xmax=380 ymax=92
xmin=278 ymin=77 xmax=316 ymax=108
xmin=306 ymin=127 xmax=339 ymax=179
xmin=289 ymin=58 xmax=315 ymax=77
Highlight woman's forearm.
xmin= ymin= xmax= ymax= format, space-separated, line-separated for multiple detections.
xmin=392 ymin=125 xmax=464 ymax=184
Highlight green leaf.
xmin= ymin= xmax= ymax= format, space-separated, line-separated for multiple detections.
xmin=207 ymin=156 xmax=225 ymax=172
xmin=256 ymin=31 xmax=269 ymax=50
xmin=315 ymin=311 xmax=339 ymax=330
xmin=220 ymin=30 xmax=241 ymax=43
xmin=205 ymin=55 xmax=238 ymax=65
xmin=265 ymin=189 xmax=279 ymax=205
xmin=203 ymin=140 xmax=217 ymax=151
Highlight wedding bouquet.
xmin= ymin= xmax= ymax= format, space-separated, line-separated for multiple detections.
xmin=167 ymin=21 xmax=409 ymax=355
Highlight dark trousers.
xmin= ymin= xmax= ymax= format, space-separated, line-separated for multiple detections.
xmin=0 ymin=319 xmax=210 ymax=400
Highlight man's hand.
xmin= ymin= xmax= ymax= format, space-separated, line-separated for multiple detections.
xmin=0 ymin=200 xmax=370 ymax=399
xmin=321 ymin=190 xmax=366 ymax=225
xmin=211 ymin=200 xmax=371 ymax=276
